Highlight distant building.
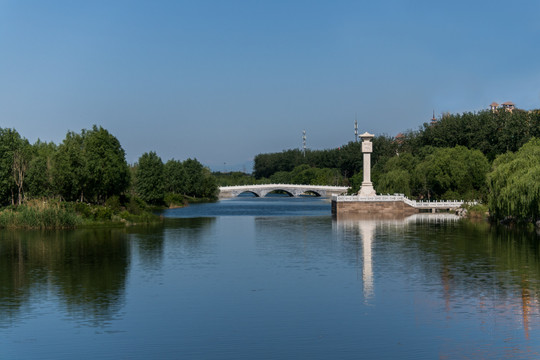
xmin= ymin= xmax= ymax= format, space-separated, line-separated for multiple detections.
xmin=490 ymin=101 xmax=515 ymax=113
xmin=501 ymin=101 xmax=515 ymax=112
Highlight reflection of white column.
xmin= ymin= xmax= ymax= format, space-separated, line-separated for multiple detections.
xmin=358 ymin=132 xmax=376 ymax=197
xmin=335 ymin=214 xmax=462 ymax=302
xmin=359 ymin=220 xmax=375 ymax=300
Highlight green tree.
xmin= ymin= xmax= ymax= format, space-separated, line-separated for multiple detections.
xmin=164 ymin=159 xmax=186 ymax=194
xmin=182 ymin=158 xmax=218 ymax=199
xmin=269 ymin=171 xmax=292 ymax=184
xmin=413 ymin=146 xmax=489 ymax=200
xmin=487 ymin=138 xmax=540 ymax=222
xmin=52 ymin=126 xmax=130 ymax=203
xmin=26 ymin=140 xmax=57 ymax=198
xmin=135 ymin=152 xmax=164 ymax=204
xmin=12 ymin=140 xmax=32 ymax=205
xmin=199 ymin=167 xmax=218 ymax=199
xmin=83 ymin=125 xmax=130 ymax=202
xmin=0 ymin=128 xmax=30 ymax=205
xmin=53 ymin=131 xmax=88 ymax=202
xmin=377 ymin=169 xmax=412 ymax=197
xmin=182 ymin=158 xmax=204 ymax=197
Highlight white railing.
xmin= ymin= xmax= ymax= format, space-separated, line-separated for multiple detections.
xmin=219 ymin=184 xmax=349 ymax=190
xmin=332 ymin=194 xmax=476 ymax=209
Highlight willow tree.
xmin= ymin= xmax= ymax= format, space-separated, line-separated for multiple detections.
xmin=487 ymin=138 xmax=540 ymax=222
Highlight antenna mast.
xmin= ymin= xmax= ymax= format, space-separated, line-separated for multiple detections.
xmin=302 ymin=129 xmax=306 ymax=157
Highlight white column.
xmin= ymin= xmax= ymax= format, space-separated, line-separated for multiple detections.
xmin=363 ymin=152 xmax=371 ymax=184
xmin=358 ymin=132 xmax=376 ymax=197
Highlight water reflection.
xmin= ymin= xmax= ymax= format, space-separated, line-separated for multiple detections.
xmin=334 ymin=213 xmax=540 ymax=347
xmin=127 ymin=223 xmax=166 ymax=271
xmin=163 ymin=217 xmax=217 ymax=253
xmin=254 ymin=216 xmax=334 ymax=261
xmin=0 ymin=228 xmax=130 ymax=328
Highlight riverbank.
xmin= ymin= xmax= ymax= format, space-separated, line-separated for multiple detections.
xmin=0 ymin=199 xmax=161 ymax=230
xmin=0 ymin=195 xmax=220 ymax=230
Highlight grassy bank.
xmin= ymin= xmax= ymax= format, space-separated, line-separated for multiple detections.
xmin=0 ymin=201 xmax=81 ymax=229
xmin=0 ymin=198 xmax=161 ymax=230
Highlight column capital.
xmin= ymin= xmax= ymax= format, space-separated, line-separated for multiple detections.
xmin=359 ymin=132 xmax=374 ymax=141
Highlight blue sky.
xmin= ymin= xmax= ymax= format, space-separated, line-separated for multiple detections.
xmin=1 ymin=0 xmax=539 ymax=171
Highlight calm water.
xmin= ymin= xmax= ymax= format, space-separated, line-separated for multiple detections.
xmin=2 ymin=197 xmax=540 ymax=359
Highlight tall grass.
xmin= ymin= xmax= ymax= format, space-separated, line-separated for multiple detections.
xmin=0 ymin=200 xmax=81 ymax=229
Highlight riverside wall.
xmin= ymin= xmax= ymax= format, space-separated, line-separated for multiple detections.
xmin=332 ymin=199 xmax=419 ymax=218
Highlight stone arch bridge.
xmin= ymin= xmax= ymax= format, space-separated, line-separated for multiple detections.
xmin=219 ymin=184 xmax=349 ymax=198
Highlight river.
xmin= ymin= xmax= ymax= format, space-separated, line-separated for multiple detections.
xmin=1 ymin=196 xmax=540 ymax=359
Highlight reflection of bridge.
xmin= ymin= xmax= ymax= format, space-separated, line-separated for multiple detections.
xmin=219 ymin=184 xmax=349 ymax=198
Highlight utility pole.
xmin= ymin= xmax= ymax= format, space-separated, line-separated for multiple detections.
xmin=302 ymin=130 xmax=306 ymax=157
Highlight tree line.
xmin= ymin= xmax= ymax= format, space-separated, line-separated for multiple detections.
xmin=251 ymin=108 xmax=540 ymax=222
xmin=0 ymin=125 xmax=218 ymax=208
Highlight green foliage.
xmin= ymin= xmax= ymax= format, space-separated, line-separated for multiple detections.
xmin=73 ymin=202 xmax=93 ymax=218
xmin=414 ymin=110 xmax=540 ymax=161
xmin=57 ymin=196 xmax=159 ymax=225
xmin=164 ymin=159 xmax=186 ymax=194
xmin=348 ymin=171 xmax=363 ymax=194
xmin=105 ymin=195 xmax=122 ymax=212
xmin=84 ymin=125 xmax=131 ymax=202
xmin=179 ymin=158 xmax=218 ymax=199
xmin=126 ymin=196 xmax=148 ymax=215
xmin=135 ymin=151 xmax=165 ymax=205
xmin=0 ymin=128 xmax=29 ymax=205
xmin=413 ymin=146 xmax=489 ymax=200
xmin=26 ymin=140 xmax=57 ymax=198
xmin=0 ymin=200 xmax=81 ymax=229
xmin=263 ymin=164 xmax=347 ymax=187
xmin=118 ymin=210 xmax=159 ymax=224
xmin=214 ymin=171 xmax=259 ymax=186
xmin=164 ymin=193 xmax=185 ymax=207
xmin=53 ymin=126 xmax=130 ymax=203
xmin=487 ymin=138 xmax=540 ymax=222
xmin=199 ymin=167 xmax=218 ymax=199
xmin=377 ymin=169 xmax=411 ymax=196
xmin=269 ymin=171 xmax=292 ymax=184
xmin=463 ymin=203 xmax=489 ymax=219
xmin=53 ymin=131 xmax=88 ymax=201
xmin=253 ymin=136 xmax=397 ymax=181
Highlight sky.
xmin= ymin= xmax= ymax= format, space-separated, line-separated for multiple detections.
xmin=1 ymin=0 xmax=539 ymax=171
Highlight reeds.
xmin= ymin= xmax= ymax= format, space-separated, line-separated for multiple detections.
xmin=0 ymin=200 xmax=81 ymax=229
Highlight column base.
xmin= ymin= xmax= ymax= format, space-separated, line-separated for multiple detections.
xmin=358 ymin=182 xmax=376 ymax=197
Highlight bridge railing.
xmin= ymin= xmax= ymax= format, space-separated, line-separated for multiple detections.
xmin=219 ymin=184 xmax=349 ymax=190
xmin=332 ymin=194 xmax=476 ymax=209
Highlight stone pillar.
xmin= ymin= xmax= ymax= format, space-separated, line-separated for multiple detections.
xmin=358 ymin=132 xmax=376 ymax=197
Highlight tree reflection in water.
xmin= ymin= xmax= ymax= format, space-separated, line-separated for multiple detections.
xmin=0 ymin=228 xmax=130 ymax=327
xmin=334 ymin=214 xmax=540 ymax=345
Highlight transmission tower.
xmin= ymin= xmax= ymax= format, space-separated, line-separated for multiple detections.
xmin=302 ymin=130 xmax=306 ymax=157
xmin=354 ymin=113 xmax=358 ymax=142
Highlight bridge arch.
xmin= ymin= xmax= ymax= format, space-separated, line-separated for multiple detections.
xmin=237 ymin=191 xmax=260 ymax=197
xmin=301 ymin=190 xmax=322 ymax=197
xmin=260 ymin=189 xmax=295 ymax=197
